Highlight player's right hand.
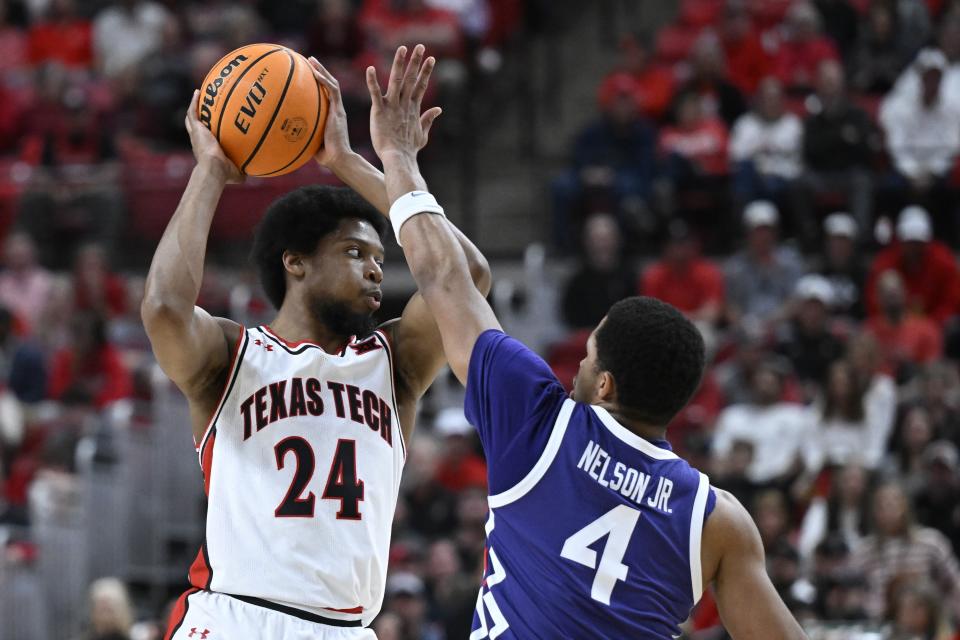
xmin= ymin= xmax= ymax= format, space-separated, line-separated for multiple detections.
xmin=185 ymin=89 xmax=244 ymax=184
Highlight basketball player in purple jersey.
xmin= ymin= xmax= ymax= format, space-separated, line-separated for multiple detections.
xmin=145 ymin=51 xmax=486 ymax=638
xmin=367 ymin=44 xmax=808 ymax=639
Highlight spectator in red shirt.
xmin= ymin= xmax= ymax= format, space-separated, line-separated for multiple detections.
xmin=640 ymin=220 xmax=724 ymax=324
xmin=48 ymin=312 xmax=131 ymax=408
xmin=720 ymin=2 xmax=772 ymax=95
xmin=72 ymin=243 xmax=127 ymax=318
xmin=772 ymin=1 xmax=840 ymax=94
xmin=866 ymin=206 xmax=960 ymax=327
xmin=866 ymin=269 xmax=943 ymax=377
xmin=27 ymin=0 xmax=92 ymax=69
xmin=359 ymin=0 xmax=462 ymax=59
xmin=659 ymin=90 xmax=730 ymax=177
xmin=431 ymin=408 xmax=486 ymax=493
xmin=597 ymin=33 xmax=675 ymax=122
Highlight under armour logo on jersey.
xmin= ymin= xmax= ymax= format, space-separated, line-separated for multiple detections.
xmin=349 ymin=336 xmax=383 ymax=355
xmin=253 ymin=339 xmax=274 ymax=351
xmin=188 ymin=629 xmax=210 ymax=639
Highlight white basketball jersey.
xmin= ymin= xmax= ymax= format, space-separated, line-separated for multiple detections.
xmin=189 ymin=325 xmax=406 ymax=627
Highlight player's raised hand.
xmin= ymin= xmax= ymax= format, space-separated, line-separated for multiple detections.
xmin=185 ymin=90 xmax=243 ymax=184
xmin=365 ymin=44 xmax=442 ymax=159
xmin=308 ymin=57 xmax=350 ymax=169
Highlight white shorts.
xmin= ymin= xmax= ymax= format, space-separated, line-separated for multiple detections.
xmin=165 ymin=589 xmax=377 ymax=640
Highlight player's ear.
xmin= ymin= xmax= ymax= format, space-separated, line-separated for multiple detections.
xmin=282 ymin=250 xmax=306 ymax=278
xmin=597 ymin=370 xmax=617 ymax=403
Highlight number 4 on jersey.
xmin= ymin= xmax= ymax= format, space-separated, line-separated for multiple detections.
xmin=560 ymin=505 xmax=641 ymax=605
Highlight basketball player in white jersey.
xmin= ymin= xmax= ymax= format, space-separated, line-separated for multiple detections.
xmin=367 ymin=45 xmax=807 ymax=639
xmin=143 ymin=53 xmax=483 ymax=639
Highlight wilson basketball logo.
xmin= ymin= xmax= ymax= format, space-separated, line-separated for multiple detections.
xmin=198 ymin=54 xmax=248 ymax=129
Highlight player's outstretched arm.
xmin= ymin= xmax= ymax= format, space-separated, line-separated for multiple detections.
xmin=141 ymin=90 xmax=243 ymax=441
xmin=310 ymin=53 xmax=490 ymax=405
xmin=308 ymin=55 xmax=489 ymax=289
xmin=366 ymin=45 xmax=500 ymax=384
xmin=704 ymin=490 xmax=808 ymax=640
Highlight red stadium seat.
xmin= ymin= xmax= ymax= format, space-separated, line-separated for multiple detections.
xmin=655 ymin=25 xmax=702 ymax=64
xmin=679 ymin=0 xmax=724 ymax=27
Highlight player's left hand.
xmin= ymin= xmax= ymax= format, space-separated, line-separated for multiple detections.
xmin=308 ymin=56 xmax=351 ymax=169
xmin=365 ymin=44 xmax=442 ymax=160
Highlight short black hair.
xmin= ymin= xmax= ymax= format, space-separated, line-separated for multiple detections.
xmin=250 ymin=186 xmax=387 ymax=309
xmin=595 ymin=296 xmax=705 ymax=426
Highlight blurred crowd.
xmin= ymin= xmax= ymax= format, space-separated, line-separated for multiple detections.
xmin=0 ymin=0 xmax=529 ymax=639
xmin=554 ymin=0 xmax=960 ymax=637
xmin=3 ymin=0 xmax=960 ymax=639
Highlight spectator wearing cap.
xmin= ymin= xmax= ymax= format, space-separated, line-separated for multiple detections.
xmin=725 ymin=200 xmax=805 ymax=330
xmin=560 ymin=213 xmax=637 ymax=329
xmin=913 ymin=441 xmax=960 ymax=553
xmin=729 ymin=77 xmax=804 ymax=229
xmin=772 ymin=2 xmax=840 ymax=94
xmin=815 ymin=213 xmax=869 ymax=320
xmin=792 ymin=60 xmax=878 ymax=245
xmin=880 ymin=49 xmax=960 ymax=241
xmin=551 ymin=90 xmax=656 ymax=252
xmin=712 ymin=359 xmax=815 ymax=486
xmin=597 ymin=34 xmax=675 ymax=122
xmin=851 ymin=481 xmax=960 ymax=620
xmin=865 ymin=270 xmax=943 ymax=379
xmin=383 ymin=572 xmax=443 ymax=640
xmin=0 ymin=0 xmax=27 ymax=75
xmin=775 ymin=274 xmax=845 ymax=395
xmin=432 ymin=407 xmax=486 ymax=494
xmin=640 ymin=221 xmax=724 ymax=326
xmin=866 ymin=206 xmax=960 ymax=327
xmin=719 ymin=1 xmax=772 ymax=96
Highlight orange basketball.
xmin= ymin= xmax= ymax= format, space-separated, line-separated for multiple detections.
xmin=197 ymin=43 xmax=328 ymax=177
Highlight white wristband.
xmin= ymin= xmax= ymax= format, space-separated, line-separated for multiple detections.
xmin=389 ymin=190 xmax=446 ymax=246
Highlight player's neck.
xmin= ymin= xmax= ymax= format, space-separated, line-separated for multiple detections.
xmin=601 ymin=404 xmax=668 ymax=442
xmin=269 ymin=304 xmax=352 ymax=355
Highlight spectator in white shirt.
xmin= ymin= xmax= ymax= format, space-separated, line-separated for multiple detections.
xmin=712 ymin=360 xmax=814 ymax=485
xmin=881 ymin=49 xmax=960 ymax=187
xmin=880 ymin=49 xmax=960 ymax=241
xmin=93 ymin=0 xmax=170 ymax=79
xmin=804 ymin=359 xmax=896 ymax=472
xmin=730 ymin=76 xmax=804 ymax=234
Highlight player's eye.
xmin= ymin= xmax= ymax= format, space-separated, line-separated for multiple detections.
xmin=374 ymin=258 xmax=384 ymax=267
xmin=347 ymin=247 xmax=361 ymax=258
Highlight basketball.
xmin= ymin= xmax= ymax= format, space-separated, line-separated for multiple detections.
xmin=197 ymin=43 xmax=328 ymax=177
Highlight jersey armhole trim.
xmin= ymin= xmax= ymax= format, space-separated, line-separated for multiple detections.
xmin=196 ymin=326 xmax=248 ymax=464
xmin=373 ymin=329 xmax=405 ymax=459
xmin=487 ymin=398 xmax=575 ymax=509
xmin=689 ymin=472 xmax=710 ymax=604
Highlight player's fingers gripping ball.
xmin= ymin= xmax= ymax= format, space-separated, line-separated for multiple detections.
xmin=197 ymin=43 xmax=328 ymax=177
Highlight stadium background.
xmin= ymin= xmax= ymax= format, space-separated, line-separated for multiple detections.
xmin=1 ymin=0 xmax=960 ymax=638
